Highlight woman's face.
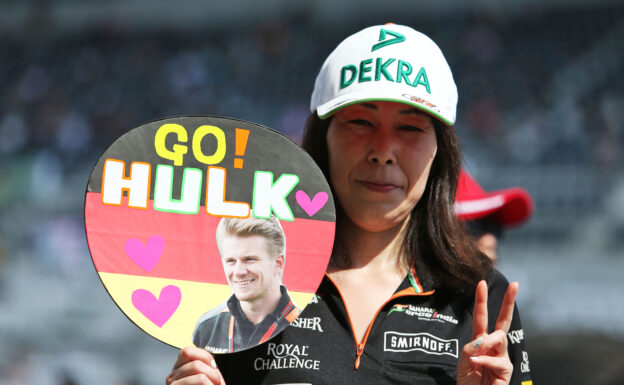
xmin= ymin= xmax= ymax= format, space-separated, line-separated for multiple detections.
xmin=326 ymin=101 xmax=438 ymax=233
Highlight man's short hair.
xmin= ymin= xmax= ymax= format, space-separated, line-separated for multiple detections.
xmin=215 ymin=215 xmax=286 ymax=258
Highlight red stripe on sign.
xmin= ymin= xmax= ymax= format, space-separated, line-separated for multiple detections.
xmin=85 ymin=192 xmax=334 ymax=293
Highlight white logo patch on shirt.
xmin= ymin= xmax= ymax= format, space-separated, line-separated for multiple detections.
xmin=507 ymin=329 xmax=524 ymax=344
xmin=254 ymin=343 xmax=321 ymax=372
xmin=384 ymin=332 xmax=458 ymax=358
xmin=204 ymin=346 xmax=228 ymax=354
xmin=290 ymin=317 xmax=323 ymax=332
xmin=388 ymin=304 xmax=458 ymax=325
xmin=521 ymin=350 xmax=531 ymax=373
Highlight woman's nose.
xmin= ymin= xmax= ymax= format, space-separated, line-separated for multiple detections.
xmin=367 ymin=129 xmax=397 ymax=165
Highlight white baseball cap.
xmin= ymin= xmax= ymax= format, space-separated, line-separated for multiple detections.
xmin=310 ymin=24 xmax=458 ymax=126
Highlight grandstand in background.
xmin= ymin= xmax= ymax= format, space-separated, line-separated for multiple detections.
xmin=0 ymin=1 xmax=622 ymax=384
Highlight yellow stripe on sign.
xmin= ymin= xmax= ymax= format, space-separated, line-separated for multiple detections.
xmin=289 ymin=292 xmax=315 ymax=309
xmin=521 ymin=381 xmax=533 ymax=385
xmin=98 ymin=272 xmax=314 ymax=348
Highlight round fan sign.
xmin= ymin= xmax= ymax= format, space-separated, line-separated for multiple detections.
xmin=84 ymin=116 xmax=335 ymax=353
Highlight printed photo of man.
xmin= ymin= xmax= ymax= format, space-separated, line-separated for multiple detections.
xmin=193 ymin=215 xmax=301 ymax=353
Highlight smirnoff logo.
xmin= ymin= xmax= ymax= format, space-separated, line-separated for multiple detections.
xmin=384 ymin=332 xmax=458 ymax=358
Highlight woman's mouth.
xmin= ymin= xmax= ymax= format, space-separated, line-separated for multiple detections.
xmin=359 ymin=180 xmax=398 ymax=192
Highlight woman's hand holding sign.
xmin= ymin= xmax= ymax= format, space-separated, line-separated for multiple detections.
xmin=457 ymin=280 xmax=519 ymax=385
xmin=166 ymin=347 xmax=225 ymax=385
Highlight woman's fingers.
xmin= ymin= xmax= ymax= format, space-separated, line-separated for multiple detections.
xmin=167 ymin=373 xmax=221 ymax=385
xmin=166 ymin=347 xmax=223 ymax=385
xmin=458 ymin=329 xmax=509 ymax=384
xmin=473 ymin=280 xmax=519 ymax=339
xmin=167 ymin=360 xmax=221 ymax=383
xmin=468 ymin=355 xmax=513 ymax=381
xmin=494 ymin=282 xmax=518 ymax=333
xmin=460 ymin=282 xmax=518 ymax=385
xmin=172 ymin=346 xmax=217 ymax=371
xmin=462 ymin=330 xmax=508 ymax=358
xmin=472 ymin=280 xmax=489 ymax=339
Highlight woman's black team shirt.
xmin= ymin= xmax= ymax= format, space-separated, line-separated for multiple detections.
xmin=213 ymin=269 xmax=533 ymax=385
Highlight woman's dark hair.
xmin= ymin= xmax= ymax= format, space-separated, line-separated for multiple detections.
xmin=301 ymin=112 xmax=493 ymax=295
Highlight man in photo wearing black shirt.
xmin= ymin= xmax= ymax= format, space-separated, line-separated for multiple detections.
xmin=193 ymin=216 xmax=300 ymax=353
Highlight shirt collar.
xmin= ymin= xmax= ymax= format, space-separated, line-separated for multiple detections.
xmin=226 ymin=285 xmax=291 ymax=324
xmin=392 ymin=265 xmax=433 ymax=297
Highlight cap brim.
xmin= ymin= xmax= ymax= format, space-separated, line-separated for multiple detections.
xmin=316 ymin=90 xmax=453 ymax=126
xmin=454 ymin=187 xmax=533 ymax=227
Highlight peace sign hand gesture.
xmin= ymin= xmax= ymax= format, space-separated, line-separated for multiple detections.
xmin=457 ymin=280 xmax=519 ymax=385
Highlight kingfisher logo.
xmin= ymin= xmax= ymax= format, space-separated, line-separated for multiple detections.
xmin=508 ymin=329 xmax=525 ymax=344
xmin=389 ymin=304 xmax=458 ymax=324
xmin=291 ymin=317 xmax=323 ymax=332
xmin=385 ymin=332 xmax=458 ymax=358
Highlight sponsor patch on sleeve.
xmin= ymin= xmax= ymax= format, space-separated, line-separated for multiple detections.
xmin=507 ymin=328 xmax=525 ymax=344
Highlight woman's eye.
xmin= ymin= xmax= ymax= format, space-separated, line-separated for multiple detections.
xmin=348 ymin=119 xmax=373 ymax=126
xmin=400 ymin=125 xmax=424 ymax=132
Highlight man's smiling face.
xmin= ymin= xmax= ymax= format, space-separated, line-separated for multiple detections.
xmin=221 ymin=234 xmax=284 ymax=304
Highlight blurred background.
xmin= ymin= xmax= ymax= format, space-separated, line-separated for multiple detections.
xmin=0 ymin=0 xmax=623 ymax=383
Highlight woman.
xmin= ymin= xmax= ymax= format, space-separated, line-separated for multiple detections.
xmin=166 ymin=24 xmax=531 ymax=385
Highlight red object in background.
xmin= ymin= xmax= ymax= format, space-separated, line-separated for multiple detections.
xmin=454 ymin=170 xmax=534 ymax=227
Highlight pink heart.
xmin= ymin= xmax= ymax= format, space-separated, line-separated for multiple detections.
xmin=296 ymin=190 xmax=329 ymax=217
xmin=124 ymin=235 xmax=164 ymax=272
xmin=131 ymin=285 xmax=181 ymax=328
